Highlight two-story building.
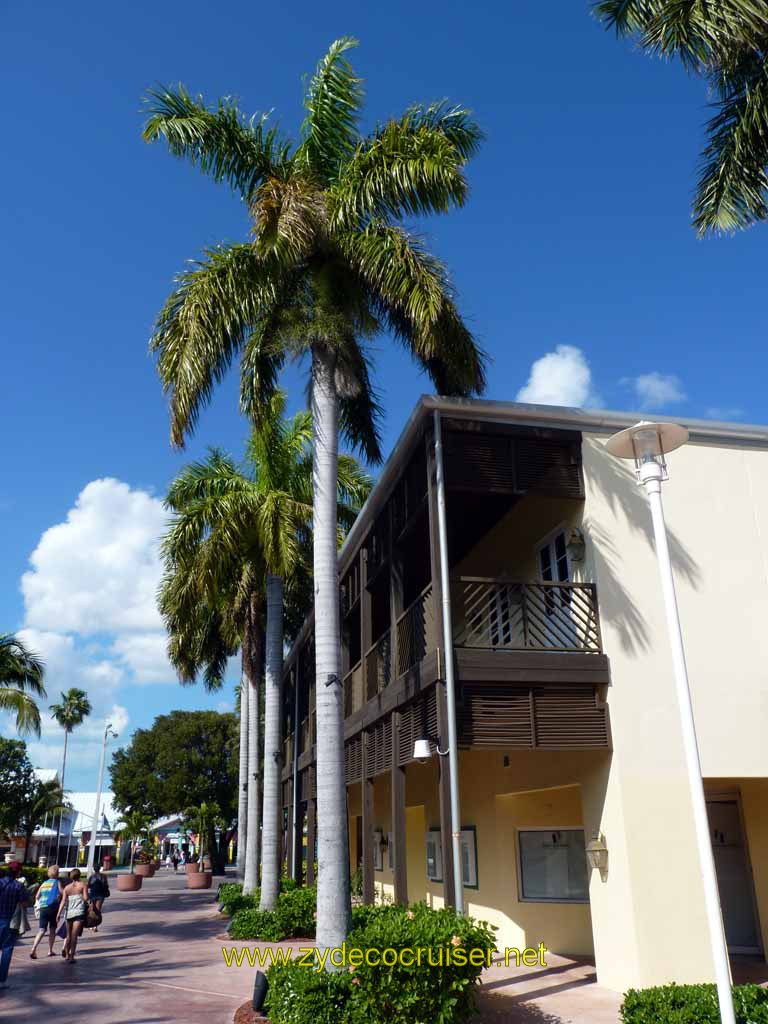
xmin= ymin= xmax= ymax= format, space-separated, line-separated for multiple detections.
xmin=278 ymin=395 xmax=768 ymax=993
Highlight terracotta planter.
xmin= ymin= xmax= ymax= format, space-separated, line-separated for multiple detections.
xmin=151 ymin=860 xmax=161 ymax=870
xmin=134 ymin=863 xmax=153 ymax=877
xmin=186 ymin=871 xmax=212 ymax=890
xmin=116 ymin=873 xmax=143 ymax=892
xmin=185 ymin=862 xmax=201 ymax=874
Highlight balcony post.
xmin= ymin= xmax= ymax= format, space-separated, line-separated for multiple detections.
xmin=291 ymin=657 xmax=302 ymax=883
xmin=391 ymin=709 xmax=408 ymax=905
xmin=361 ymin=548 xmax=373 ymax=696
xmin=305 ymin=786 xmax=316 ymax=886
xmin=362 ymin=730 xmax=375 ymax=904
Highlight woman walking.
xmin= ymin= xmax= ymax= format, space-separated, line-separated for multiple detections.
xmin=87 ymin=865 xmax=109 ymax=931
xmin=30 ymin=866 xmax=62 ymax=959
xmin=57 ymin=869 xmax=88 ymax=963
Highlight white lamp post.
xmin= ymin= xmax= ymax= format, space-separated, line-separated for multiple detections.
xmin=605 ymin=421 xmax=734 ymax=1024
xmin=86 ymin=722 xmax=118 ymax=875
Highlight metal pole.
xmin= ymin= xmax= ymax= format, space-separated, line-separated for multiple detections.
xmin=291 ymin=669 xmax=301 ymax=881
xmin=640 ymin=460 xmax=735 ymax=1024
xmin=433 ymin=410 xmax=464 ymax=914
xmin=86 ymin=723 xmax=112 ymax=875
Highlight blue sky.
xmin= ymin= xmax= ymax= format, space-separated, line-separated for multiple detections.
xmin=2 ymin=1 xmax=764 ymax=788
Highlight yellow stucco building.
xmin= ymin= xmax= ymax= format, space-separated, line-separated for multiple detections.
xmin=281 ymin=396 xmax=768 ymax=993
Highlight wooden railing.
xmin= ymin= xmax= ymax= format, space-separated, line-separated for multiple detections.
xmin=396 ymin=583 xmax=436 ymax=676
xmin=365 ymin=629 xmax=392 ymax=700
xmin=451 ymin=577 xmax=601 ymax=653
xmin=343 ymin=660 xmax=364 ymax=718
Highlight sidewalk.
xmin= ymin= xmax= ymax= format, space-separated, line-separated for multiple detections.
xmin=0 ymin=870 xmax=623 ymax=1024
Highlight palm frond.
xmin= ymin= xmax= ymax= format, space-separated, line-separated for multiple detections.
xmin=150 ymin=244 xmax=281 ymax=447
xmin=0 ymin=633 xmax=46 ymax=695
xmin=299 ymin=36 xmax=363 ymax=180
xmin=694 ymin=57 xmax=768 ymax=234
xmin=142 ymin=85 xmax=290 ymax=200
xmin=0 ymin=688 xmax=42 ymax=737
xmin=332 ymin=103 xmax=481 ymax=228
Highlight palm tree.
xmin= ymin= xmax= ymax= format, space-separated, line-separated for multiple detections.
xmin=144 ymin=37 xmax=485 ymax=951
xmin=158 ymin=395 xmax=369 ymax=902
xmin=119 ymin=810 xmax=151 ymax=873
xmin=595 ymin=1 xmax=768 ymax=234
xmin=50 ymin=687 xmax=92 ymax=865
xmin=18 ymin=779 xmax=68 ymax=866
xmin=235 ymin=678 xmax=249 ymax=883
xmin=0 ymin=633 xmax=46 ymax=735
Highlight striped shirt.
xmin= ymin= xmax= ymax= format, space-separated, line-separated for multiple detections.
xmin=0 ymin=877 xmax=26 ymax=919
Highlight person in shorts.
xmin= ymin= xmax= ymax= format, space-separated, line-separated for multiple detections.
xmin=57 ymin=869 xmax=88 ymax=963
xmin=30 ymin=865 xmax=62 ymax=959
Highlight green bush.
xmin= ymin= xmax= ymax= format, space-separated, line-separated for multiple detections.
xmin=349 ymin=903 xmax=392 ymax=931
xmin=0 ymin=865 xmax=48 ymax=887
xmin=620 ymin=983 xmax=768 ymax=1023
xmin=229 ymin=886 xmax=317 ymax=940
xmin=265 ymin=902 xmax=495 ymax=1024
xmin=265 ymin=960 xmax=352 ymax=1024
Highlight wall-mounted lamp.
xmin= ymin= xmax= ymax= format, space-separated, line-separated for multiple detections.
xmin=566 ymin=527 xmax=586 ymax=563
xmin=585 ymin=831 xmax=608 ymax=881
xmin=412 ymin=738 xmax=449 ymax=764
xmin=372 ymin=829 xmax=388 ymax=858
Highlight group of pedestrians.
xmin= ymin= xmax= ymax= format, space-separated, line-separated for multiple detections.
xmin=0 ymin=860 xmax=110 ymax=990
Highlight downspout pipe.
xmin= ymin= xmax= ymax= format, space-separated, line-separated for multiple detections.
xmin=433 ymin=409 xmax=464 ymax=914
xmin=291 ymin=673 xmax=300 ymax=880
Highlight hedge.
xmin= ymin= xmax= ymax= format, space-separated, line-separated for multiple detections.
xmin=229 ymin=887 xmax=316 ymax=941
xmin=620 ymin=983 xmax=768 ymax=1023
xmin=265 ymin=902 xmax=497 ymax=1024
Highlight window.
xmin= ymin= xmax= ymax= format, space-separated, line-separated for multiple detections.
xmin=518 ymin=829 xmax=589 ymax=903
xmin=426 ymin=829 xmax=443 ymax=882
xmin=460 ymin=827 xmax=478 ymax=889
xmin=373 ymin=833 xmax=383 ymax=872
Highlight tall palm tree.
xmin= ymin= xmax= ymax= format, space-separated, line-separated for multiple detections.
xmin=144 ymin=37 xmax=485 ymax=951
xmin=595 ymin=1 xmax=768 ymax=234
xmin=0 ymin=633 xmax=46 ymax=735
xmin=158 ymin=394 xmax=369 ymax=902
xmin=235 ymin=677 xmax=249 ymax=883
xmin=50 ymin=687 xmax=92 ymax=865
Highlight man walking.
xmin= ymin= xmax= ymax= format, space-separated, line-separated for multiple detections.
xmin=0 ymin=862 xmax=29 ymax=990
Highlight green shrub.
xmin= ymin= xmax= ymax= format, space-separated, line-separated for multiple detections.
xmin=349 ymin=903 xmax=392 ymax=931
xmin=281 ymin=876 xmax=298 ymax=893
xmin=0 ymin=865 xmax=49 ymax=887
xmin=346 ymin=902 xmax=496 ymax=1024
xmin=265 ymin=902 xmax=495 ymax=1024
xmin=265 ymin=960 xmax=353 ymax=1024
xmin=349 ymin=866 xmax=363 ymax=897
xmin=229 ymin=886 xmax=317 ymax=940
xmin=620 ymin=983 xmax=768 ymax=1023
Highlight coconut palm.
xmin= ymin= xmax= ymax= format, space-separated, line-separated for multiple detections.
xmin=144 ymin=37 xmax=485 ymax=951
xmin=18 ymin=779 xmax=68 ymax=866
xmin=50 ymin=687 xmax=91 ymax=865
xmin=595 ymin=1 xmax=768 ymax=235
xmin=0 ymin=633 xmax=46 ymax=736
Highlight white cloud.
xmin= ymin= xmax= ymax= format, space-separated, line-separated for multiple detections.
xmin=516 ymin=345 xmax=602 ymax=408
xmin=112 ymin=633 xmax=173 ymax=684
xmin=22 ymin=478 xmax=166 ymax=634
xmin=624 ymin=372 xmax=686 ymax=411
xmin=705 ymin=406 xmax=745 ymax=421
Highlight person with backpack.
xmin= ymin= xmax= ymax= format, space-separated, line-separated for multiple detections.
xmin=86 ymin=865 xmax=110 ymax=931
xmin=29 ymin=865 xmax=63 ymax=959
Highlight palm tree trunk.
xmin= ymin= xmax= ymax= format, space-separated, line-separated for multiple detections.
xmin=311 ymin=344 xmax=351 ymax=956
xmin=236 ymin=674 xmax=249 ymax=883
xmin=54 ymin=729 xmax=70 ymax=866
xmin=242 ymin=593 xmax=263 ymax=895
xmin=259 ymin=573 xmax=284 ymax=911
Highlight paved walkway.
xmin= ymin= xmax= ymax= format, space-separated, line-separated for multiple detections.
xmin=0 ymin=870 xmax=636 ymax=1023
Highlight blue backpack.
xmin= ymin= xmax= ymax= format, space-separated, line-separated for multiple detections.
xmin=36 ymin=878 xmax=60 ymax=908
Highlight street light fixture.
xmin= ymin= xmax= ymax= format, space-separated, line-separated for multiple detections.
xmin=605 ymin=421 xmax=735 ymax=1024
xmin=86 ymin=722 xmax=119 ymax=875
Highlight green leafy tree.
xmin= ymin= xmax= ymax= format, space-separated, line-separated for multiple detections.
xmin=595 ymin=1 xmax=768 ymax=234
xmin=50 ymin=687 xmax=92 ymax=864
xmin=0 ymin=633 xmax=46 ymax=735
xmin=144 ymin=36 xmax=484 ymax=953
xmin=0 ymin=738 xmax=38 ymax=837
xmin=17 ymin=779 xmax=68 ymax=866
xmin=110 ymin=710 xmax=239 ymax=874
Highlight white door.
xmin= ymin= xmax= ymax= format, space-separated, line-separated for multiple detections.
xmin=537 ymin=530 xmax=576 ymax=647
xmin=707 ymin=799 xmax=761 ymax=954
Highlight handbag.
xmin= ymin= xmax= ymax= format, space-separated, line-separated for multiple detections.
xmin=84 ymin=902 xmax=102 ymax=930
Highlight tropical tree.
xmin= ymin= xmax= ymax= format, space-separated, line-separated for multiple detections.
xmin=50 ymin=687 xmax=92 ymax=865
xmin=119 ymin=810 xmax=151 ymax=873
xmin=17 ymin=779 xmax=68 ymax=866
xmin=144 ymin=37 xmax=485 ymax=951
xmin=0 ymin=633 xmax=46 ymax=735
xmin=595 ymin=1 xmax=768 ymax=234
xmin=182 ymin=801 xmax=224 ymax=870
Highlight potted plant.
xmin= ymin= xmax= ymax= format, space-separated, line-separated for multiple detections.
xmin=116 ymin=811 xmax=151 ymax=891
xmin=182 ymin=802 xmax=219 ymax=889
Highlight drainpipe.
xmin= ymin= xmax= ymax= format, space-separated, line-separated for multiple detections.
xmin=291 ymin=671 xmax=300 ymax=881
xmin=433 ymin=410 xmax=464 ymax=914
